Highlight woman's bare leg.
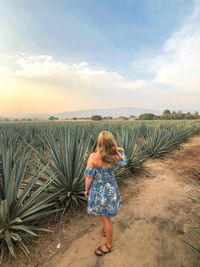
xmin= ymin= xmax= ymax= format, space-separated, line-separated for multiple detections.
xmin=101 ymin=216 xmax=106 ymax=235
xmin=102 ymin=215 xmax=113 ymax=245
xmin=95 ymin=215 xmax=113 ymax=255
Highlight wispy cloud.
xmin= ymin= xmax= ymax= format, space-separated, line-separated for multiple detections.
xmin=0 ymin=54 xmax=144 ymax=115
xmin=129 ymin=2 xmax=200 ymax=110
xmin=132 ymin=2 xmax=200 ymax=94
xmin=154 ymin=3 xmax=200 ymax=93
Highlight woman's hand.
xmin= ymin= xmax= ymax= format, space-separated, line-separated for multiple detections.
xmin=117 ymin=147 xmax=124 ymax=152
xmin=84 ymin=190 xmax=90 ymax=198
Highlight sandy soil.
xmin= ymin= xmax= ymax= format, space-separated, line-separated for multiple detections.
xmin=2 ymin=134 xmax=200 ymax=267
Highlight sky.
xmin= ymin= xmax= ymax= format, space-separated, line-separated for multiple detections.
xmin=0 ymin=0 xmax=199 ymax=116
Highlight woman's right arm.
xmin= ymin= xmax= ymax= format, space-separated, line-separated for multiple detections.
xmin=84 ymin=153 xmax=95 ymax=198
xmin=117 ymin=147 xmax=124 ymax=152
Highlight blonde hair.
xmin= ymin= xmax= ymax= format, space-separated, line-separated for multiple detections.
xmin=96 ymin=131 xmax=118 ymax=165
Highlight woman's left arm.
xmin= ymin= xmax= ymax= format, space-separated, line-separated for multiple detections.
xmin=117 ymin=149 xmax=128 ymax=167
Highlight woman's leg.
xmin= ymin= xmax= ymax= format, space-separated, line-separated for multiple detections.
xmin=95 ymin=215 xmax=113 ymax=255
xmin=101 ymin=216 xmax=106 ymax=236
xmin=102 ymin=215 xmax=113 ymax=245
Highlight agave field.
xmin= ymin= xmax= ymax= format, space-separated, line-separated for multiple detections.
xmin=0 ymin=119 xmax=200 ymax=258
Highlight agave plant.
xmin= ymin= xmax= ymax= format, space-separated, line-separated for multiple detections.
xmin=0 ymin=132 xmax=57 ymax=257
xmin=115 ymin=125 xmax=148 ymax=178
xmin=142 ymin=125 xmax=191 ymax=158
xmin=33 ymin=125 xmax=96 ymax=211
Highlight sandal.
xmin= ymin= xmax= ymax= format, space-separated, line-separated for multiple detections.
xmin=95 ymin=243 xmax=113 ymax=256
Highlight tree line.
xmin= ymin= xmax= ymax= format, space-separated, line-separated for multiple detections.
xmin=90 ymin=111 xmax=200 ymax=120
xmin=1 ymin=110 xmax=199 ymax=122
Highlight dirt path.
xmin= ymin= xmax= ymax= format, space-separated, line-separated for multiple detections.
xmin=43 ymin=135 xmax=200 ymax=267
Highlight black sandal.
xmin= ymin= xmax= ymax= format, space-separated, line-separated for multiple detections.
xmin=95 ymin=243 xmax=113 ymax=256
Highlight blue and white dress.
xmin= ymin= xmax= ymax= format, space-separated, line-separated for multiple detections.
xmin=84 ymin=151 xmax=127 ymax=218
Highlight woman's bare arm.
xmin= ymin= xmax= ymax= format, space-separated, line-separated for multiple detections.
xmin=117 ymin=149 xmax=127 ymax=166
xmin=84 ymin=153 xmax=95 ymax=198
xmin=85 ymin=176 xmax=93 ymax=193
xmin=117 ymin=147 xmax=124 ymax=152
xmin=116 ymin=147 xmax=125 ymax=160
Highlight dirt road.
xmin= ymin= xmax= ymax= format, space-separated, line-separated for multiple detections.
xmin=43 ymin=134 xmax=200 ymax=267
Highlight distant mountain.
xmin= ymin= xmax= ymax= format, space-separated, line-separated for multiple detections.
xmin=2 ymin=107 xmax=199 ymax=120
xmin=21 ymin=113 xmax=50 ymax=119
xmin=55 ymin=107 xmax=163 ymax=118
xmin=0 ymin=113 xmax=50 ymax=119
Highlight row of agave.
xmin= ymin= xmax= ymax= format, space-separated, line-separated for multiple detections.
xmin=0 ymin=120 xmax=200 ymax=258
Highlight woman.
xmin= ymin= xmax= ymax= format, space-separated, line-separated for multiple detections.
xmin=84 ymin=130 xmax=127 ymax=256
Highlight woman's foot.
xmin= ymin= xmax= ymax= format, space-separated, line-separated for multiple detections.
xmin=95 ymin=243 xmax=113 ymax=256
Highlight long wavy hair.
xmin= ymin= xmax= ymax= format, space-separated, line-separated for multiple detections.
xmin=96 ymin=131 xmax=119 ymax=165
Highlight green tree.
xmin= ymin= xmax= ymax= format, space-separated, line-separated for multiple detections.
xmin=49 ymin=116 xmax=59 ymax=121
xmin=176 ymin=111 xmax=185 ymax=120
xmin=138 ymin=113 xmax=156 ymax=120
xmin=118 ymin=116 xmax=129 ymax=120
xmin=163 ymin=109 xmax=171 ymax=115
xmin=193 ymin=111 xmax=199 ymax=119
xmin=185 ymin=112 xmax=193 ymax=119
xmin=91 ymin=115 xmax=102 ymax=121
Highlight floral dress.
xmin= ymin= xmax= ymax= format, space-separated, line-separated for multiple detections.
xmin=84 ymin=151 xmax=127 ymax=218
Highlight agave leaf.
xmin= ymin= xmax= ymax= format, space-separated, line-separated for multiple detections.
xmin=0 ymin=199 xmax=8 ymax=225
xmin=4 ymin=230 xmax=15 ymax=257
xmin=11 ymin=232 xmax=22 ymax=242
xmin=183 ymin=240 xmax=200 ymax=253
xmin=9 ymin=225 xmax=38 ymax=236
xmin=34 ymin=125 xmax=95 ymax=210
xmin=0 ymin=131 xmax=57 ymax=257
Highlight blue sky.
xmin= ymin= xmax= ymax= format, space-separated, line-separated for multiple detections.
xmin=0 ymin=0 xmax=199 ymax=115
xmin=0 ymin=0 xmax=193 ymax=74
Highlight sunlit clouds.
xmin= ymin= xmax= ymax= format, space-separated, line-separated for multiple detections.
xmin=0 ymin=54 xmax=148 ymax=115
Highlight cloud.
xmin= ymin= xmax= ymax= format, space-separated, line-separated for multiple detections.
xmin=132 ymin=2 xmax=200 ymax=94
xmin=0 ymin=54 xmax=144 ymax=115
xmin=1 ymin=54 xmax=124 ymax=84
xmin=119 ymin=80 xmax=147 ymax=90
xmin=128 ymin=1 xmax=200 ymax=112
xmin=154 ymin=4 xmax=200 ymax=93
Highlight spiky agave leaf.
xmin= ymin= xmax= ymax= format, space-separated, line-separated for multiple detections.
xmin=115 ymin=125 xmax=148 ymax=178
xmin=0 ymin=128 xmax=22 ymax=200
xmin=0 ymin=133 xmax=58 ymax=257
xmin=142 ymin=125 xmax=191 ymax=158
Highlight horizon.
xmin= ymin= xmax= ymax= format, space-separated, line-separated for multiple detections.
xmin=0 ymin=106 xmax=199 ymax=119
xmin=0 ymin=0 xmax=200 ymax=116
